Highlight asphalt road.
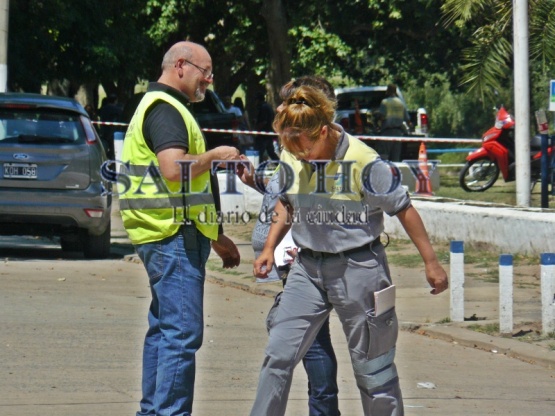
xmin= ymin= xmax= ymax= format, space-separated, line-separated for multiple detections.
xmin=0 ymin=232 xmax=554 ymax=416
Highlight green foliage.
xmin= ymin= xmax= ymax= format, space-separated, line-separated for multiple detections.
xmin=289 ymin=25 xmax=352 ymax=79
xmin=7 ymin=0 xmax=555 ymax=136
xmin=459 ymin=26 xmax=512 ymax=101
xmin=402 ymin=74 xmax=511 ymax=138
xmin=530 ymin=60 xmax=555 ymax=121
xmin=144 ymin=0 xmax=186 ymax=44
xmin=442 ymin=0 xmax=555 ymax=103
xmin=143 ymin=0 xmax=266 ymax=98
xmin=9 ymin=0 xmax=156 ymax=99
xmin=530 ymin=0 xmax=555 ymax=63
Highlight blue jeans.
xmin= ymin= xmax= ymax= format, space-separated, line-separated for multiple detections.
xmin=302 ymin=317 xmax=341 ymax=416
xmin=135 ymin=225 xmax=211 ymax=416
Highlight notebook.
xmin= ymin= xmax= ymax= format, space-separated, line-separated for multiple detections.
xmin=374 ymin=285 xmax=396 ymax=316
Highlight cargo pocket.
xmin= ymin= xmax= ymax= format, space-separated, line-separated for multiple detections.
xmin=365 ymin=307 xmax=398 ymax=359
xmin=265 ymin=291 xmax=283 ymax=333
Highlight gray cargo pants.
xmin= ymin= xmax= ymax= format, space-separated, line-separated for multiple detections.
xmin=250 ymin=242 xmax=403 ymax=416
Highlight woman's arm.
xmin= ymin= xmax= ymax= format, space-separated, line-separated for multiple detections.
xmin=396 ymin=205 xmax=449 ymax=295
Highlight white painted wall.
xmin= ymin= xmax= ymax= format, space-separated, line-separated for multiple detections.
xmin=218 ymin=172 xmax=555 ymax=256
xmin=384 ymin=199 xmax=555 ymax=255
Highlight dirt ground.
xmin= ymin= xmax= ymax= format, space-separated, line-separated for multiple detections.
xmin=222 ymin=218 xmax=554 ymax=352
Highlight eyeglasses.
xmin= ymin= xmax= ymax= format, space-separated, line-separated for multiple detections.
xmin=183 ymin=59 xmax=214 ymax=80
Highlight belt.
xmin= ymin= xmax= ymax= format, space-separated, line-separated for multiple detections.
xmin=300 ymin=237 xmax=381 ymax=259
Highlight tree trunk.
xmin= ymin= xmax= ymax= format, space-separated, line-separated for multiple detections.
xmin=245 ymin=74 xmax=264 ymax=127
xmin=260 ymin=0 xmax=291 ymax=107
xmin=46 ymin=79 xmax=70 ymax=96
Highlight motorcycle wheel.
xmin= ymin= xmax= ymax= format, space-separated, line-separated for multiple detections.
xmin=459 ymin=158 xmax=500 ymax=192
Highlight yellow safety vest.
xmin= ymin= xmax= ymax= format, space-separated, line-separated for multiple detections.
xmin=280 ymin=133 xmax=379 ymax=204
xmin=119 ymin=91 xmax=218 ymax=244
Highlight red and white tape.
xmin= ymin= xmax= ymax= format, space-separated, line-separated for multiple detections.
xmin=92 ymin=121 xmax=129 ymax=127
xmin=92 ymin=121 xmax=482 ymax=144
xmin=354 ymin=135 xmax=482 ymax=144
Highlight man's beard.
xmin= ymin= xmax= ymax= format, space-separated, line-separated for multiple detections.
xmin=194 ymin=87 xmax=205 ymax=102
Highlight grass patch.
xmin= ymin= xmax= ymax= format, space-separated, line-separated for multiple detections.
xmin=381 ymin=235 xmax=535 ymax=277
xmin=435 ymin=152 xmax=468 ymax=165
xmin=223 ymin=217 xmax=257 ymax=240
xmin=513 ymin=254 xmax=539 ymax=266
xmin=466 ymin=322 xmax=500 ymax=335
xmin=387 ymin=253 xmax=425 ymax=268
xmin=435 ymin=173 xmax=518 ymax=205
xmin=468 ymin=270 xmax=499 ymax=283
xmin=464 ymin=253 xmax=499 ymax=265
xmin=435 ymin=165 xmax=555 ymax=208
xmin=467 ymin=324 xmax=555 ymax=345
xmin=206 ymin=259 xmax=246 ymax=276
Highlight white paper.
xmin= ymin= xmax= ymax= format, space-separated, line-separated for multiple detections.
xmin=274 ymin=230 xmax=296 ymax=267
xmin=374 ymin=285 xmax=396 ymax=316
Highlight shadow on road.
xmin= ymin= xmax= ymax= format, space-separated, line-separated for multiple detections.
xmin=0 ymin=236 xmax=135 ymax=261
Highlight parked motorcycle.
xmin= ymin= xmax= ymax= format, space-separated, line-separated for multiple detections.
xmin=459 ymin=106 xmax=554 ymax=192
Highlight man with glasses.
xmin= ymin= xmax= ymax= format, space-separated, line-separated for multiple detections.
xmin=182 ymin=59 xmax=214 ymax=81
xmin=119 ymin=41 xmax=241 ymax=416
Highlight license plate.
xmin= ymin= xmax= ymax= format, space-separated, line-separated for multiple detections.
xmin=3 ymin=163 xmax=38 ymax=179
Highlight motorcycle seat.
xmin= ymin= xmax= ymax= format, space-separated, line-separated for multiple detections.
xmin=530 ymin=134 xmax=542 ymax=150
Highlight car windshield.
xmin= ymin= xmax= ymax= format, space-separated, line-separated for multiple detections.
xmin=336 ymin=91 xmax=387 ymax=111
xmin=0 ymin=109 xmax=85 ymax=144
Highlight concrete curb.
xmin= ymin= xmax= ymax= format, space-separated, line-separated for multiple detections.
xmin=413 ymin=324 xmax=555 ymax=370
xmin=118 ymin=232 xmax=555 ymax=372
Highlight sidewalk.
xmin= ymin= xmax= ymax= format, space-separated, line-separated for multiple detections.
xmin=203 ymin=236 xmax=555 ymax=371
xmin=0 ymin=205 xmax=553 ymax=416
xmin=112 ymin=198 xmax=555 ymax=371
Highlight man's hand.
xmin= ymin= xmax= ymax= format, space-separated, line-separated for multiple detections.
xmin=217 ymin=146 xmax=241 ymax=161
xmin=236 ymin=155 xmax=256 ymax=189
xmin=213 ymin=146 xmax=241 ymax=169
xmin=211 ymin=234 xmax=240 ymax=268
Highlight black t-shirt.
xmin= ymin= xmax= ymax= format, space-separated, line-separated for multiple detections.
xmin=140 ymin=82 xmax=223 ymax=232
xmin=142 ymin=82 xmax=190 ymax=153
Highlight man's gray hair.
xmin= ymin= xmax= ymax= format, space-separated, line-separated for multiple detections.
xmin=161 ymin=42 xmax=193 ymax=71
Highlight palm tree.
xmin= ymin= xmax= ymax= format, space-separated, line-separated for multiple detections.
xmin=441 ymin=0 xmax=555 ymax=102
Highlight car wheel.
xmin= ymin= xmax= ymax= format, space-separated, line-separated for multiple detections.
xmin=82 ymin=222 xmax=111 ymax=259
